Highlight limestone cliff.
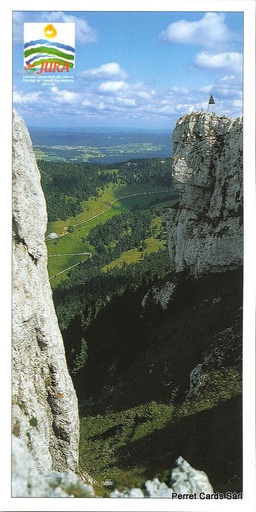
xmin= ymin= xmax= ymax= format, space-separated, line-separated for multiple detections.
xmin=12 ymin=110 xmax=79 ymax=472
xmin=166 ymin=112 xmax=243 ymax=275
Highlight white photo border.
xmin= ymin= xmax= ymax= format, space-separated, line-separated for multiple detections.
xmin=1 ymin=1 xmax=255 ymax=511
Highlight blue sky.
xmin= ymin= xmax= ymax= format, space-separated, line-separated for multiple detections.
xmin=13 ymin=10 xmax=243 ymax=129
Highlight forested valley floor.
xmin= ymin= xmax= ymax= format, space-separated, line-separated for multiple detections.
xmin=40 ymin=156 xmax=242 ymax=495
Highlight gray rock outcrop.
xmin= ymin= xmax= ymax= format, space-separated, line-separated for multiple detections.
xmin=166 ymin=112 xmax=243 ymax=275
xmin=110 ymin=456 xmax=213 ymax=497
xmin=12 ymin=437 xmax=212 ymax=499
xmin=169 ymin=456 xmax=213 ymax=494
xmin=142 ymin=281 xmax=176 ymax=310
xmin=12 ymin=110 xmax=79 ymax=472
xmin=12 ymin=436 xmax=94 ymax=497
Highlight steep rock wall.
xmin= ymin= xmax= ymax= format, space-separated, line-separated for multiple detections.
xmin=12 ymin=110 xmax=79 ymax=472
xmin=166 ymin=112 xmax=243 ymax=275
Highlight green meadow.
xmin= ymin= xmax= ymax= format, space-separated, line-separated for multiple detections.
xmin=47 ymin=181 xmax=177 ymax=284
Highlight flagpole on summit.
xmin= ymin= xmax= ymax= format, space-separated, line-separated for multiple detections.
xmin=207 ymin=95 xmax=215 ymax=113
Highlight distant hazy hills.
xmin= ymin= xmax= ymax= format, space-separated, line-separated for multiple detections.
xmin=29 ymin=128 xmax=173 ymax=164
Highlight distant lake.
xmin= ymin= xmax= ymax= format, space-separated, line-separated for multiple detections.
xmin=29 ymin=128 xmax=173 ymax=164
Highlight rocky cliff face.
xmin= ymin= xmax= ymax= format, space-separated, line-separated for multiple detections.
xmin=12 ymin=110 xmax=79 ymax=472
xmin=166 ymin=112 xmax=243 ymax=275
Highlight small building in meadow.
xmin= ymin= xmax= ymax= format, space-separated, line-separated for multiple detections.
xmin=47 ymin=232 xmax=58 ymax=240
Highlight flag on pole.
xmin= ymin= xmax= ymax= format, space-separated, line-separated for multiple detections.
xmin=207 ymin=95 xmax=215 ymax=112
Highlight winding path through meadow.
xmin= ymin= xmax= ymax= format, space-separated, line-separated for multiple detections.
xmin=48 ymin=189 xmax=170 ymax=280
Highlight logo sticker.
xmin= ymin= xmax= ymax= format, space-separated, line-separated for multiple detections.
xmin=24 ymin=22 xmax=75 ymax=74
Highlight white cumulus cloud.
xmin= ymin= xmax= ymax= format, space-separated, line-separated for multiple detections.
xmin=161 ymin=12 xmax=230 ymax=49
xmin=98 ymin=81 xmax=129 ymax=93
xmin=13 ymin=90 xmax=41 ymax=104
xmin=49 ymin=12 xmax=98 ymax=43
xmin=116 ymin=97 xmax=136 ymax=106
xmin=199 ymin=85 xmax=213 ymax=94
xmin=81 ymin=62 xmax=128 ymax=80
xmin=195 ymin=51 xmax=242 ymax=73
xmin=215 ymin=77 xmax=242 ymax=99
xmin=12 ymin=11 xmax=97 ymax=44
xmin=135 ymin=91 xmax=151 ymax=99
xmin=51 ymin=87 xmax=80 ymax=103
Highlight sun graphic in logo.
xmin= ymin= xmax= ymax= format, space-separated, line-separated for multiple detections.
xmin=44 ymin=24 xmax=57 ymax=39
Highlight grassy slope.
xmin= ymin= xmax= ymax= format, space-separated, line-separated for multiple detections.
xmin=74 ymin=269 xmax=243 ymax=493
xmin=102 ymin=237 xmax=165 ymax=271
xmin=47 ymin=182 xmax=176 ymax=283
xmin=47 ymin=182 xmax=171 ymax=236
